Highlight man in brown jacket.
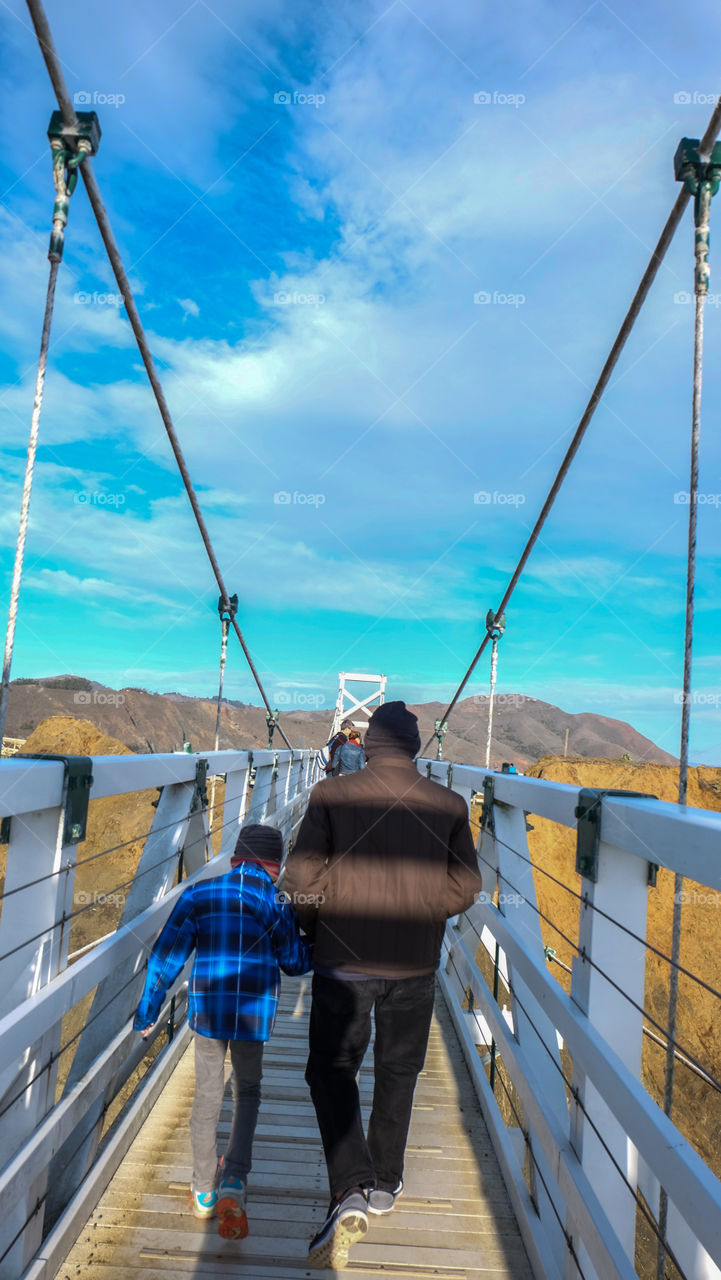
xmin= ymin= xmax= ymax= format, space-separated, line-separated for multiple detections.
xmin=283 ymin=700 xmax=481 ymax=1268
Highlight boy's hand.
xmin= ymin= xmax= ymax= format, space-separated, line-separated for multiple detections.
xmin=138 ymin=1022 xmax=157 ymax=1039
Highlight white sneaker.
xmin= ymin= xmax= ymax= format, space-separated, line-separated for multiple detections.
xmin=308 ymin=1188 xmax=369 ymax=1268
xmin=367 ymin=1180 xmax=403 ymax=1214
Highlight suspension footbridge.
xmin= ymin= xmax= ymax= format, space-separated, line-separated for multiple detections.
xmin=1 ymin=2 xmax=721 ymax=1278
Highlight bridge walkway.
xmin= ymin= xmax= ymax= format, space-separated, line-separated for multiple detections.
xmin=57 ymin=976 xmax=532 ymax=1279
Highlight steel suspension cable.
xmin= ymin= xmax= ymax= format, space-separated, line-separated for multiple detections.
xmin=24 ymin=0 xmax=293 ymax=751
xmin=485 ymin=827 xmax=721 ymax=1007
xmin=0 ymin=127 xmax=92 ymax=749
xmin=469 ymin=855 xmax=721 ymax=1095
xmin=0 ymin=261 xmax=58 ymax=753
xmin=444 ymin=947 xmax=588 ymax=1279
xmin=483 ymin=952 xmax=690 ymax=1280
xmin=421 ymin=95 xmax=721 ymax=758
xmin=657 ymin=147 xmax=718 ymax=1280
xmin=0 ymin=769 xmax=252 ymax=902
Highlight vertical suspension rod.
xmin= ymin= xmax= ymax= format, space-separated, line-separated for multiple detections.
xmin=24 ymin=0 xmax=293 ymax=750
xmin=657 ymin=169 xmax=714 ymax=1280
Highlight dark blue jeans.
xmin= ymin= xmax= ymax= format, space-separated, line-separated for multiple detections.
xmin=306 ymin=972 xmax=436 ymax=1197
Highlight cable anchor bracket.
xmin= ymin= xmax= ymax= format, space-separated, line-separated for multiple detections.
xmin=46 ymin=110 xmax=101 ymax=262
xmin=266 ymin=709 xmax=280 ymax=751
xmin=574 ymin=787 xmax=657 ymax=883
xmin=674 ymin=137 xmax=721 ymax=295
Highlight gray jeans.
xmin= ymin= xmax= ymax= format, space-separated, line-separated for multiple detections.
xmin=189 ymin=1033 xmax=264 ymax=1191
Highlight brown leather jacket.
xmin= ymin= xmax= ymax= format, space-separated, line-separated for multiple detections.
xmin=283 ymin=751 xmax=482 ymax=978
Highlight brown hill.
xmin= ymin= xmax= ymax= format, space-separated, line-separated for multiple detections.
xmin=3 ymin=675 xmax=676 ymax=767
xmin=408 ymin=697 xmax=677 ymax=769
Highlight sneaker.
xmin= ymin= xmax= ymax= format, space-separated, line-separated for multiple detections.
xmin=189 ymin=1184 xmax=218 ymax=1219
xmin=367 ymin=1180 xmax=403 ymax=1215
xmin=307 ymin=1187 xmax=368 ymax=1268
xmin=217 ymin=1175 xmax=248 ymax=1240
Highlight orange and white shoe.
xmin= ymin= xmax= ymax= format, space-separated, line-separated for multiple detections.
xmin=217 ymin=1175 xmax=248 ymax=1240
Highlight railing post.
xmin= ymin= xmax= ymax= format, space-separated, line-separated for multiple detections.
xmin=245 ymin=757 xmax=278 ymax=824
xmin=218 ymin=756 xmax=253 ymax=859
xmin=0 ymin=776 xmax=75 ymax=1277
xmin=490 ymin=800 xmax=570 ymax=1274
xmin=569 ymin=803 xmax=649 ymax=1274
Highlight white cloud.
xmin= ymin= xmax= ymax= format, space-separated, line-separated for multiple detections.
xmin=178 ymin=297 xmax=200 ymax=318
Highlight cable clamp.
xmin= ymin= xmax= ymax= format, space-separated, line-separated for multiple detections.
xmin=481 ymin=775 xmax=495 ymax=834
xmin=46 ymin=110 xmax=101 ymax=261
xmin=266 ymin=709 xmax=280 ymax=751
xmin=574 ymin=787 xmax=656 ymax=882
xmin=191 ymin=758 xmax=209 ymax=812
xmin=433 ymin=718 xmax=448 ymax=761
xmin=16 ymin=753 xmax=93 ymax=844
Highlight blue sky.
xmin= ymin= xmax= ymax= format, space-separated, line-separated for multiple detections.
xmin=0 ymin=0 xmax=720 ymax=761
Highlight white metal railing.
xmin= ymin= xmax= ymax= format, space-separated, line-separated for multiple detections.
xmin=4 ymin=745 xmax=720 ymax=1280
xmin=0 ymin=745 xmax=319 ymax=1280
xmin=421 ymin=758 xmax=721 ymax=1280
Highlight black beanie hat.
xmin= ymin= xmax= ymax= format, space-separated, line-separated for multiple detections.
xmin=364 ymin=700 xmax=421 ymax=757
xmin=231 ymin=823 xmax=283 ymax=868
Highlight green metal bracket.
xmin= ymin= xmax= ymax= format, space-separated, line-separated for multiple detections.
xmin=434 ymin=719 xmax=448 ymax=761
xmin=575 ymin=788 xmax=657 ymax=882
xmin=0 ymin=815 xmax=10 ymax=844
xmin=266 ymin=708 xmax=280 ymax=750
xmin=447 ymin=762 xmax=454 ymax=789
xmin=217 ymin=591 xmax=238 ymax=623
xmin=426 ymin=762 xmax=432 ymax=780
xmin=272 ymin=752 xmax=279 ymax=782
xmin=17 ymin=754 xmax=93 ymax=844
xmin=191 ymin=758 xmax=209 ymax=812
xmin=674 ymin=138 xmax=721 ymax=191
xmin=648 ymin=862 xmax=659 ymax=888
xmin=481 ymin=776 xmax=495 ymax=833
xmin=674 ymin=138 xmax=721 ymax=295
xmin=47 ymin=109 xmax=102 ymax=156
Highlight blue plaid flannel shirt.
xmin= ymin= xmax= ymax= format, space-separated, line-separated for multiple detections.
xmin=133 ymin=862 xmax=311 ymax=1041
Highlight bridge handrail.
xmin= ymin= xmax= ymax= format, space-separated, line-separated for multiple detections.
xmin=422 ymin=758 xmax=721 ymax=1280
xmin=0 ymin=745 xmax=319 ymax=1280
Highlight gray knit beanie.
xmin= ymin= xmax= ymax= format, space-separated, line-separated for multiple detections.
xmin=231 ymin=823 xmax=283 ymax=873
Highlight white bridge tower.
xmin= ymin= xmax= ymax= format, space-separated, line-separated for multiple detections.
xmin=330 ymin=671 xmax=386 ymax=738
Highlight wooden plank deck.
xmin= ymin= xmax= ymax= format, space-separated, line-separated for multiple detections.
xmin=56 ymin=978 xmax=533 ymax=1279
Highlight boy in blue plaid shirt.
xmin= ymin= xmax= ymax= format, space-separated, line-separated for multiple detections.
xmin=134 ymin=823 xmax=311 ymax=1239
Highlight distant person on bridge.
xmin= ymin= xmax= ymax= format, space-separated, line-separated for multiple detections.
xmin=322 ymin=718 xmax=353 ymax=774
xmin=133 ymin=823 xmax=311 ymax=1240
xmin=332 ymin=727 xmax=365 ymax=775
xmin=284 ymin=700 xmax=482 ymax=1268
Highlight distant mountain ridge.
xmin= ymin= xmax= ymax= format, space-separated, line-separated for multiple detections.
xmin=3 ymin=675 xmax=677 ymax=768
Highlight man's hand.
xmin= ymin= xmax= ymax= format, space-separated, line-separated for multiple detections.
xmin=138 ymin=1022 xmax=157 ymax=1039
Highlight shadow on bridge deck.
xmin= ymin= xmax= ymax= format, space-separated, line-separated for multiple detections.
xmin=57 ymin=977 xmax=532 ymax=1279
